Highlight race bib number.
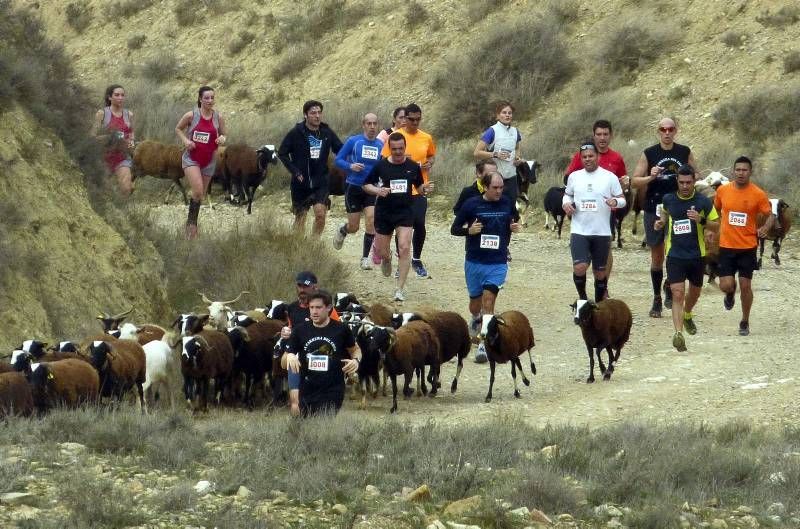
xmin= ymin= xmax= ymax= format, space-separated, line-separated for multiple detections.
xmin=310 ymin=146 xmax=321 ymax=159
xmin=307 ymin=354 xmax=329 ymax=372
xmin=390 ymin=179 xmax=408 ymax=193
xmin=308 ymin=136 xmax=322 ymax=159
xmin=579 ymin=199 xmax=598 ymax=212
xmin=673 ymin=218 xmax=691 ymax=235
xmin=479 ymin=234 xmax=500 ymax=250
xmin=729 ymin=211 xmax=747 ymax=227
xmin=192 ymin=131 xmax=210 ymax=144
xmin=361 ymin=145 xmax=379 ymax=160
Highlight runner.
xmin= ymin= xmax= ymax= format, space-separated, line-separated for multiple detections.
xmin=365 ymin=132 xmax=433 ymax=301
xmin=278 ymin=100 xmax=343 ymax=236
xmin=174 ymin=85 xmax=227 ymax=240
xmin=563 ymin=141 xmax=626 ymax=302
xmin=631 ymin=117 xmax=697 ymax=317
xmin=474 ymin=100 xmax=524 ymax=206
xmin=713 ymin=156 xmax=773 ymax=336
xmin=92 ymin=84 xmax=135 ymax=197
xmin=653 ymin=165 xmax=719 ymax=351
xmin=332 ymin=113 xmax=384 ymax=270
xmin=451 ymin=171 xmax=521 ymax=363
xmin=377 ymin=106 xmax=407 ymax=144
xmin=380 ymin=103 xmax=436 ymax=278
xmin=453 ymin=159 xmax=499 ymax=215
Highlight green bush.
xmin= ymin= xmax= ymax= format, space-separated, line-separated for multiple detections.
xmin=173 ymin=0 xmax=198 ymax=26
xmin=719 ymin=30 xmax=743 ymax=47
xmin=126 ymin=33 xmax=146 ymax=50
xmin=103 ymin=0 xmax=155 ymax=19
xmin=713 ymin=84 xmax=800 ymax=144
xmin=784 ymin=51 xmax=800 ymax=74
xmin=756 ymin=6 xmax=799 ymax=27
xmin=141 ymin=51 xmax=180 ymax=83
xmin=65 ymin=2 xmax=93 ymax=33
xmin=282 ymin=0 xmax=372 ymax=44
xmin=271 ymin=43 xmax=316 ymax=81
xmin=226 ymin=29 xmax=255 ymax=56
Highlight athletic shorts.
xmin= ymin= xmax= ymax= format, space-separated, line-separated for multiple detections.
xmin=181 ymin=150 xmax=217 ymax=177
xmin=374 ymin=207 xmax=413 ymax=236
xmin=501 ymin=176 xmax=518 ymax=207
xmin=644 ymin=211 xmax=666 ymax=247
xmin=300 ymin=393 xmax=344 ymax=417
xmin=666 ymin=256 xmax=704 ymax=287
xmin=465 ymin=260 xmax=508 ymax=298
xmin=105 ymin=152 xmax=132 ymax=173
xmin=718 ymin=247 xmax=758 ymax=280
xmin=291 ymin=185 xmax=329 ymax=214
xmin=344 ymin=183 xmax=375 ymax=213
xmin=287 ymin=369 xmax=301 ymax=390
xmin=570 ymin=234 xmax=611 ymax=271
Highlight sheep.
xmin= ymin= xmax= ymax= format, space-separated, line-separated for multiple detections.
xmin=334 ymin=293 xmax=360 ymax=313
xmin=758 ymin=199 xmax=792 ymax=268
xmin=362 ymin=321 xmax=440 ymax=413
xmin=17 ymin=339 xmax=88 ymax=363
xmin=88 ymin=340 xmax=147 ymax=413
xmin=180 ymin=330 xmax=234 ymax=412
xmin=571 ymin=299 xmax=632 ymax=383
xmin=199 ymin=290 xmax=249 ymax=331
xmin=171 ymin=312 xmax=210 ymax=338
xmin=543 ymin=186 xmax=567 ymax=238
xmin=267 ymin=300 xmax=289 ymax=322
xmin=226 ymin=319 xmax=283 ymax=407
xmin=515 ymin=159 xmax=538 ymax=226
xmin=132 ymin=140 xmax=188 ymax=204
xmin=479 ymin=311 xmax=537 ymax=402
xmin=610 ymin=187 xmax=633 ymax=249
xmin=221 ymin=143 xmax=278 ymax=214
xmin=13 ymin=352 xmax=99 ymax=412
xmin=0 ymin=361 xmax=13 ymax=374
xmin=95 ymin=307 xmax=134 ymax=332
xmin=116 ymin=322 xmax=167 ymax=345
xmin=0 ymin=371 xmax=34 ymax=418
xmin=417 ymin=310 xmax=472 ymax=393
xmin=365 ymin=302 xmax=393 ymax=327
xmin=141 ymin=339 xmax=180 ymax=409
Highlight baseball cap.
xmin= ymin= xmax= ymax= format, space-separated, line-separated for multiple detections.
xmin=295 ymin=271 xmax=318 ymax=286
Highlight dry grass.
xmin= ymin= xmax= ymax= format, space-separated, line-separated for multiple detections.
xmin=141 ymin=51 xmax=180 ymax=83
xmin=65 ymin=3 xmax=93 ymax=34
xmin=712 ymin=84 xmax=800 ymax=145
xmin=756 ymin=6 xmax=800 ymax=28
xmin=784 ymin=51 xmax=800 ymax=74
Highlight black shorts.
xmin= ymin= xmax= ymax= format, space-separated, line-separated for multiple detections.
xmin=291 ymin=185 xmax=329 ymax=214
xmin=718 ymin=247 xmax=758 ymax=279
xmin=570 ymin=234 xmax=611 ymax=271
xmin=666 ymin=256 xmax=704 ymax=287
xmin=374 ymin=207 xmax=413 ymax=236
xmin=644 ymin=210 xmax=666 ymax=247
xmin=300 ymin=394 xmax=344 ymax=417
xmin=344 ymin=183 xmax=375 ymax=213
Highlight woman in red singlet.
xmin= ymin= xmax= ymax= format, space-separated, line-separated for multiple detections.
xmin=175 ymin=86 xmax=227 ymax=239
xmin=93 ymin=84 xmax=135 ymax=196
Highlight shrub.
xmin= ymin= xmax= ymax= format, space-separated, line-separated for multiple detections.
xmin=226 ymin=29 xmax=255 ymax=56
xmin=282 ymin=0 xmax=372 ymax=44
xmin=271 ymin=43 xmax=316 ymax=81
xmin=234 ymin=87 xmax=251 ymax=100
xmin=405 ymin=0 xmax=430 ymax=26
xmin=65 ymin=3 xmax=93 ymax=33
xmin=719 ymin=30 xmax=743 ymax=47
xmin=126 ymin=33 xmax=146 ymax=50
xmin=120 ymin=79 xmax=185 ymax=142
xmin=713 ymin=84 xmax=800 ymax=144
xmin=173 ymin=0 xmax=198 ymax=26
xmin=784 ymin=51 xmax=800 ymax=74
xmin=103 ymin=0 xmax=155 ymax=19
xmin=141 ymin=51 xmax=180 ymax=83
xmin=254 ymin=87 xmax=286 ymax=112
xmin=763 ymin=132 xmax=800 ymax=201
xmin=59 ymin=471 xmax=146 ymax=528
xmin=756 ymin=6 xmax=799 ymax=27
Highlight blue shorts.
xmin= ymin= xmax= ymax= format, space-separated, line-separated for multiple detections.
xmin=465 ymin=260 xmax=508 ymax=298
xmin=288 ymin=370 xmax=301 ymax=390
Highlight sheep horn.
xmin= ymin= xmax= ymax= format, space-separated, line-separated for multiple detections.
xmin=96 ymin=311 xmax=111 ymax=320
xmin=198 ymin=291 xmax=213 ymax=304
xmin=111 ymin=306 xmax=134 ymax=320
xmin=221 ymin=291 xmax=249 ymax=305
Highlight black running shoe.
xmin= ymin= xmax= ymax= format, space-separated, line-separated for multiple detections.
xmin=649 ymin=297 xmax=663 ymax=318
xmin=684 ymin=317 xmax=697 ymax=335
xmin=723 ymin=292 xmax=735 ymax=311
xmin=663 ymin=281 xmax=673 ymax=309
xmin=738 ymin=320 xmax=750 ymax=336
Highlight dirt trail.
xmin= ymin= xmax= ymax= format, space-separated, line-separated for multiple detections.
xmin=142 ymin=187 xmax=800 ymax=428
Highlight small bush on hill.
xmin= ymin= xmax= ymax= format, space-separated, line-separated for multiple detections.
xmin=126 ymin=33 xmax=146 ymax=50
xmin=719 ymin=30 xmax=743 ymax=47
xmin=784 ymin=51 xmax=800 ymax=74
xmin=763 ymin=133 xmax=800 ymax=204
xmin=226 ymin=29 xmax=255 ymax=56
xmin=121 ymin=79 xmax=185 ymax=143
xmin=173 ymin=0 xmax=198 ymax=26
xmin=65 ymin=3 xmax=93 ymax=34
xmin=103 ymin=0 xmax=155 ymax=19
xmin=405 ymin=0 xmax=430 ymax=26
xmin=142 ymin=51 xmax=180 ymax=83
xmin=282 ymin=0 xmax=372 ymax=44
xmin=464 ymin=0 xmax=509 ymax=24
xmin=271 ymin=43 xmax=316 ymax=81
xmin=713 ymin=84 xmax=800 ymax=144
xmin=756 ymin=6 xmax=799 ymax=28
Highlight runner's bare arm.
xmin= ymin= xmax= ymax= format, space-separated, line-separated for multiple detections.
xmin=631 ymin=153 xmax=653 ymax=189
xmin=175 ymin=111 xmax=195 ymax=148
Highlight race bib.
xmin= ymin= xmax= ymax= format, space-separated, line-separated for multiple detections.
xmin=673 ymin=218 xmax=691 ymax=235
xmin=361 ymin=145 xmax=379 ymax=160
xmin=479 ymin=234 xmax=500 ymax=250
xmin=310 ymin=146 xmax=321 ymax=159
xmin=579 ymin=199 xmax=598 ymax=212
xmin=729 ymin=211 xmax=747 ymax=227
xmin=308 ymin=136 xmax=322 ymax=159
xmin=307 ymin=354 xmax=329 ymax=372
xmin=192 ymin=131 xmax=210 ymax=144
xmin=390 ymin=179 xmax=408 ymax=193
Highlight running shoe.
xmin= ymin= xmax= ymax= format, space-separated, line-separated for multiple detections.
xmin=663 ymin=281 xmax=673 ymax=309
xmin=360 ymin=257 xmax=372 ymax=270
xmin=381 ymin=257 xmax=392 ymax=277
xmin=723 ymin=292 xmax=735 ymax=311
xmin=333 ymin=224 xmax=346 ymax=250
xmin=394 ymin=268 xmax=399 ymax=279
xmin=474 ymin=342 xmax=488 ymax=364
xmin=672 ymin=331 xmax=687 ymax=352
xmin=649 ymin=297 xmax=663 ymax=318
xmin=738 ymin=320 xmax=750 ymax=336
xmin=393 ymin=289 xmax=406 ymax=302
xmin=412 ymin=260 xmax=429 ymax=278
xmin=683 ymin=316 xmax=697 ymax=335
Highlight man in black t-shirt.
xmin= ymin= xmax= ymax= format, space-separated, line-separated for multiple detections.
xmin=284 ymin=290 xmax=360 ymax=416
xmin=631 ymin=117 xmax=698 ymax=318
xmin=363 ymin=132 xmax=432 ymax=302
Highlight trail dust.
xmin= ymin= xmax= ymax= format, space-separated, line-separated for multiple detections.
xmin=141 ymin=186 xmax=800 ymax=429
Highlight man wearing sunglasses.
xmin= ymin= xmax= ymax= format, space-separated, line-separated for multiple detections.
xmin=632 ymin=118 xmax=697 ymax=318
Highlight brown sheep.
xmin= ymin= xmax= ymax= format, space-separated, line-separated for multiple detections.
xmin=416 ymin=310 xmax=471 ymax=394
xmin=221 ymin=143 xmax=278 ymax=214
xmin=366 ymin=302 xmax=393 ymax=327
xmin=0 ymin=361 xmax=14 ymax=374
xmin=26 ymin=358 xmax=99 ymax=412
xmin=181 ymin=330 xmax=234 ymax=412
xmin=89 ymin=340 xmax=147 ymax=413
xmin=758 ymin=199 xmax=792 ymax=268
xmin=479 ymin=311 xmax=537 ymax=403
xmin=132 ymin=140 xmax=188 ymax=204
xmin=572 ymin=299 xmax=632 ymax=383
xmin=0 ymin=372 xmax=34 ymax=418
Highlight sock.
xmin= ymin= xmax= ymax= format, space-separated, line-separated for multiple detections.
xmin=650 ymin=269 xmax=663 ymax=297
xmin=594 ymin=279 xmax=607 ymax=302
xmin=663 ymin=278 xmax=672 ymax=299
xmin=362 ymin=233 xmax=375 ymax=259
xmin=684 ymin=311 xmax=693 ymax=320
xmin=573 ymin=273 xmax=587 ymax=300
xmin=187 ymin=199 xmax=201 ymax=226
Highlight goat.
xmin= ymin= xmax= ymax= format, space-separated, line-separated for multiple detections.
xmin=610 ymin=186 xmax=633 ymax=249
xmin=0 ymin=371 xmax=34 ymax=418
xmin=13 ymin=352 xmax=99 ymax=412
xmin=132 ymin=140 xmax=188 ymax=204
xmin=479 ymin=311 xmax=537 ymax=402
xmin=758 ymin=199 xmax=792 ymax=268
xmin=222 ymin=144 xmax=278 ymax=214
xmin=88 ymin=340 xmax=147 ymax=413
xmin=267 ymin=300 xmax=289 ymax=322
xmin=96 ymin=306 xmax=134 ymax=332
xmin=199 ymin=290 xmax=249 ymax=331
xmin=543 ymin=186 xmax=567 ymax=238
xmin=180 ymin=330 xmax=234 ymax=412
xmin=515 ymin=160 xmax=538 ymax=226
xmin=227 ymin=319 xmax=283 ymax=407
xmin=418 ymin=311 xmax=471 ymax=393
xmin=142 ymin=339 xmax=180 ymax=409
xmin=172 ymin=312 xmax=209 ymax=338
xmin=572 ymin=299 xmax=632 ymax=383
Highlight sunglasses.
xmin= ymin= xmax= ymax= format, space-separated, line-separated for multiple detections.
xmin=658 ymin=126 xmax=676 ymax=133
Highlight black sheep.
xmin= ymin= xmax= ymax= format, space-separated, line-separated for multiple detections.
xmin=572 ymin=299 xmax=632 ymax=383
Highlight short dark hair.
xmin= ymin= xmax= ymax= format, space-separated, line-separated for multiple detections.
xmin=308 ymin=290 xmax=332 ymax=307
xmin=475 ymin=159 xmax=498 ymax=174
xmin=593 ymin=119 xmax=613 ymax=134
xmin=495 ymin=100 xmax=514 ymax=114
xmin=387 ymin=132 xmax=406 ymax=145
xmin=405 ymin=103 xmax=422 ymax=115
xmin=480 ymin=171 xmax=503 ymax=189
xmin=303 ymin=100 xmax=323 ymax=115
xmin=392 ymin=106 xmax=406 ymax=118
xmin=734 ymin=156 xmax=752 ymax=168
xmin=677 ymin=164 xmax=695 ymax=177
xmin=197 ymin=86 xmax=214 ymax=108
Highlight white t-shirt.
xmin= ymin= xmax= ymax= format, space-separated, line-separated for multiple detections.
xmin=563 ymin=166 xmax=623 ymax=236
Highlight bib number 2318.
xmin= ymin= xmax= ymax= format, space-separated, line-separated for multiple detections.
xmin=480 ymin=234 xmax=500 ymax=249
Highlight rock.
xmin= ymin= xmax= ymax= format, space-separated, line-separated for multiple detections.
xmin=269 ymin=489 xmax=286 ymax=498
xmin=443 ymin=495 xmax=482 ymax=516
xmin=735 ymin=505 xmax=753 ymax=515
xmin=332 ymin=503 xmax=348 ymax=515
xmin=768 ymin=472 xmax=786 ymax=484
xmin=767 ymin=515 xmax=781 ymax=524
xmin=510 ymin=506 xmax=530 ymax=517
xmin=427 ymin=521 xmax=447 ymax=529
xmin=540 ymin=445 xmax=558 ymax=459
xmin=236 ymin=486 xmax=252 ymax=498
xmin=681 ymin=502 xmax=691 ymax=512
xmin=529 ymin=509 xmax=552 ymax=525
xmin=557 ymin=513 xmax=574 ymax=522
xmin=595 ymin=504 xmax=623 ymax=518
xmin=58 ymin=442 xmax=86 ymax=455
xmin=705 ymin=498 xmax=720 ymax=508
xmin=405 ymin=484 xmax=431 ymax=503
xmin=710 ymin=520 xmax=727 ymax=529
xmin=606 ymin=519 xmax=623 ymax=529
xmin=272 ymin=496 xmax=287 ymax=505
xmin=0 ymin=492 xmax=35 ymax=506
xmin=767 ymin=502 xmax=785 ymax=515
xmin=365 ymin=485 xmax=380 ymax=497
xmin=739 ymin=515 xmax=759 ymax=528
xmin=446 ymin=523 xmax=481 ymax=529
xmin=193 ymin=480 xmax=213 ymax=494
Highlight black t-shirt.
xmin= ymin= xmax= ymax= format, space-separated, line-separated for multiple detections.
xmin=643 ymin=143 xmax=691 ymax=212
xmin=364 ymin=158 xmax=423 ymax=212
xmin=286 ymin=301 xmax=310 ymax=327
xmin=287 ymin=319 xmax=355 ymax=403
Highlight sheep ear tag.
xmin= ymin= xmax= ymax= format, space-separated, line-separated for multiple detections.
xmin=48 ymin=372 xmax=54 ymax=380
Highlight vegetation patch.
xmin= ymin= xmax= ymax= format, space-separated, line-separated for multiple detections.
xmin=281 ymin=0 xmax=373 ymax=44
xmin=103 ymin=0 xmax=155 ymax=20
xmin=719 ymin=30 xmax=743 ymax=47
xmin=756 ymin=6 xmax=800 ymax=28
xmin=713 ymin=84 xmax=800 ymax=145
xmin=141 ymin=51 xmax=180 ymax=83
xmin=271 ymin=43 xmax=317 ymax=82
xmin=226 ymin=29 xmax=255 ymax=57
xmin=784 ymin=51 xmax=800 ymax=74
xmin=126 ymin=33 xmax=146 ymax=50
xmin=65 ymin=2 xmax=93 ymax=34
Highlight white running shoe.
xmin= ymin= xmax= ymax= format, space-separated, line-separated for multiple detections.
xmin=333 ymin=224 xmax=346 ymax=250
xmin=393 ymin=289 xmax=406 ymax=302
xmin=360 ymin=257 xmax=372 ymax=270
xmin=474 ymin=343 xmax=488 ymax=364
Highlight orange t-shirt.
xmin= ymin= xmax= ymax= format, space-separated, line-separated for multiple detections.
xmin=381 ymin=128 xmax=436 ymax=194
xmin=713 ymin=182 xmax=771 ymax=250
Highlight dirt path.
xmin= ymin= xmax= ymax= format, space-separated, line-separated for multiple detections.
xmin=141 ymin=186 xmax=800 ymax=428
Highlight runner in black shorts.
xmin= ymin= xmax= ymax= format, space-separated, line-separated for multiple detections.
xmin=653 ymin=165 xmax=718 ymax=351
xmin=363 ymin=132 xmax=432 ymax=302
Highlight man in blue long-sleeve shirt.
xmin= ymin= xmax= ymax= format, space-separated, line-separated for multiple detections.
xmin=332 ymin=113 xmax=384 ymax=269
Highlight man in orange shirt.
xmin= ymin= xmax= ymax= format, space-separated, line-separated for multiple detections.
xmin=713 ymin=156 xmax=774 ymax=336
xmin=381 ymin=103 xmax=436 ymax=278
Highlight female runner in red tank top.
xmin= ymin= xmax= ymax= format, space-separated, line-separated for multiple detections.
xmin=175 ymin=85 xmax=227 ymax=239
xmin=92 ymin=84 xmax=135 ymax=196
